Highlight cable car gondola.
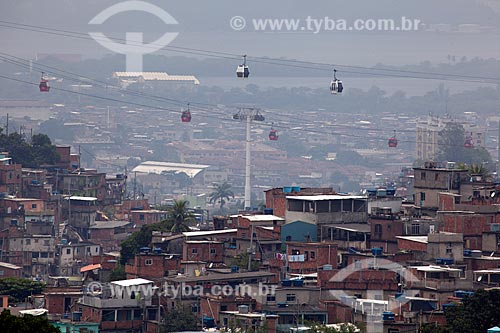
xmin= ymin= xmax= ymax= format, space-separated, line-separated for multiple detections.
xmin=39 ymin=72 xmax=50 ymax=92
xmin=388 ymin=130 xmax=398 ymax=148
xmin=181 ymin=103 xmax=191 ymax=123
xmin=236 ymin=55 xmax=250 ymax=78
xmin=329 ymin=69 xmax=343 ymax=94
xmin=269 ymin=124 xmax=278 ymax=141
xmin=464 ymin=133 xmax=474 ymax=148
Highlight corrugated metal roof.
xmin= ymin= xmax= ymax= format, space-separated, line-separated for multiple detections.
xmin=80 ymin=264 xmax=102 ymax=273
xmin=286 ymin=195 xmax=366 ymax=201
xmin=242 ymin=215 xmax=285 ymax=221
xmin=182 ymin=229 xmax=237 ymax=237
xmin=111 ymin=278 xmax=153 ymax=287
xmin=113 ymin=72 xmax=200 ymax=84
xmin=132 ymin=161 xmax=209 ymax=178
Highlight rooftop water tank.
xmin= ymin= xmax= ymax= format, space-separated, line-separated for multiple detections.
xmin=238 ymin=305 xmax=249 ymax=314
xmin=263 ymin=208 xmax=273 ymax=215
xmin=382 ymin=311 xmax=395 ymax=321
xmin=371 ymin=248 xmax=383 ymax=256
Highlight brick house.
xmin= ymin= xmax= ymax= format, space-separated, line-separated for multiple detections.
xmin=285 ymin=242 xmax=337 ymax=274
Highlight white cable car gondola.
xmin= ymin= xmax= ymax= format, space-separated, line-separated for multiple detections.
xmin=236 ymin=55 xmax=250 ymax=78
xmin=329 ymin=69 xmax=343 ymax=94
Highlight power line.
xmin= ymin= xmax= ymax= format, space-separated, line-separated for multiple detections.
xmin=1 ymin=20 xmax=500 ymax=83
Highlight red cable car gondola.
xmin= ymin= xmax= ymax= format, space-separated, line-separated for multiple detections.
xmin=269 ymin=129 xmax=278 ymax=141
xmin=388 ymin=130 xmax=398 ymax=148
xmin=464 ymin=133 xmax=474 ymax=148
xmin=39 ymin=72 xmax=50 ymax=92
xmin=181 ymin=103 xmax=191 ymax=123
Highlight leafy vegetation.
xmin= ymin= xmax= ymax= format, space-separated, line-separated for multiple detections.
xmin=0 ymin=278 xmax=45 ymax=303
xmin=120 ymin=199 xmax=194 ymax=264
xmin=109 ymin=264 xmax=126 ymax=281
xmin=209 ymin=182 xmax=235 ymax=211
xmin=0 ymin=131 xmax=59 ymax=168
xmin=436 ymin=123 xmax=493 ymax=166
xmin=0 ymin=309 xmax=58 ymax=333
xmin=160 ymin=304 xmax=199 ymax=332
xmin=421 ymin=289 xmax=500 ymax=333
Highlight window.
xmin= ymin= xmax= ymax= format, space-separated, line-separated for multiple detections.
xmin=220 ymin=305 xmax=228 ymax=311
xmin=420 ymin=192 xmax=426 ymax=201
xmin=285 ymin=236 xmax=292 ymax=242
xmin=310 ymin=251 xmax=316 ymax=259
xmin=286 ymin=294 xmax=296 ymax=302
xmin=411 ymin=223 xmax=420 ymax=235
xmin=145 ymin=259 xmax=153 ymax=266
xmin=192 ymin=248 xmax=198 ymax=254
xmin=421 ymin=172 xmax=426 ymax=180
xmin=31 ymin=204 xmax=37 ymax=209
xmin=354 ymin=260 xmax=362 ymax=269
xmin=266 ymin=294 xmax=276 ymax=302
xmin=304 ymin=251 xmax=309 ymax=261
xmin=374 ymin=224 xmax=382 ymax=238
xmin=291 ymin=249 xmax=300 ymax=255
xmin=446 ymin=243 xmax=453 ymax=254
xmin=435 ymin=173 xmax=439 ymax=181
xmin=26 ymin=239 xmax=31 ymax=245
xmin=44 ymin=240 xmax=50 ymax=246
xmin=210 ymin=248 xmax=216 ymax=255
xmin=139 ymin=214 xmax=145 ymax=221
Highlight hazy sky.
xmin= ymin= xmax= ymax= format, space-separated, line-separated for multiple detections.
xmin=1 ymin=0 xmax=499 ymax=66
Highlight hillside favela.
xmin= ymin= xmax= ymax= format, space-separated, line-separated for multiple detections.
xmin=1 ymin=1 xmax=500 ymax=333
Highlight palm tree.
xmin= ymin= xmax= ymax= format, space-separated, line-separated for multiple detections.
xmin=167 ymin=199 xmax=195 ymax=233
xmin=209 ymin=182 xmax=234 ymax=210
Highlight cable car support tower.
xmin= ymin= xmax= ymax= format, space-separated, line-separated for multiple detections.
xmin=233 ymin=107 xmax=265 ymax=209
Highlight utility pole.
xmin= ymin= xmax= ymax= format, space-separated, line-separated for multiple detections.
xmin=232 ymin=108 xmax=265 ymax=210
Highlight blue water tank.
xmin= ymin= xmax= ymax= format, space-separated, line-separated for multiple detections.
xmin=231 ymin=266 xmax=240 ymax=273
xmin=371 ymin=248 xmax=383 ymax=256
xmin=281 ymin=280 xmax=292 ymax=287
xmin=283 ymin=187 xmax=292 ymax=193
xmin=277 ymin=302 xmax=287 ymax=308
xmin=292 ymin=279 xmax=304 ymax=287
xmin=386 ymin=188 xmax=396 ymax=196
xmin=291 ymin=186 xmax=301 ymax=192
xmin=140 ymin=247 xmax=150 ymax=254
xmin=463 ymin=249 xmax=472 ymax=257
xmin=382 ymin=311 xmax=395 ymax=321
xmin=454 ymin=290 xmax=474 ymax=298
xmin=153 ymin=247 xmax=162 ymax=254
xmin=263 ymin=208 xmax=274 ymax=215
xmin=61 ymin=239 xmax=68 ymax=245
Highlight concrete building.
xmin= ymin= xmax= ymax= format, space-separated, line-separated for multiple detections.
xmin=285 ymin=195 xmax=368 ymax=241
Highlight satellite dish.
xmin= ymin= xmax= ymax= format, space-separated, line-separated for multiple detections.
xmin=491 ymin=192 xmax=496 ymax=198
xmin=477 ymin=275 xmax=483 ymax=282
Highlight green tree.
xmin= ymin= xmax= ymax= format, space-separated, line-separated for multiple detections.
xmin=109 ymin=264 xmax=126 ymax=281
xmin=209 ymin=182 xmax=234 ymax=210
xmin=160 ymin=304 xmax=199 ymax=332
xmin=442 ymin=289 xmax=500 ymax=333
xmin=167 ymin=199 xmax=195 ymax=233
xmin=0 ymin=278 xmax=45 ymax=303
xmin=436 ymin=123 xmax=493 ymax=166
xmin=0 ymin=309 xmax=58 ymax=333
